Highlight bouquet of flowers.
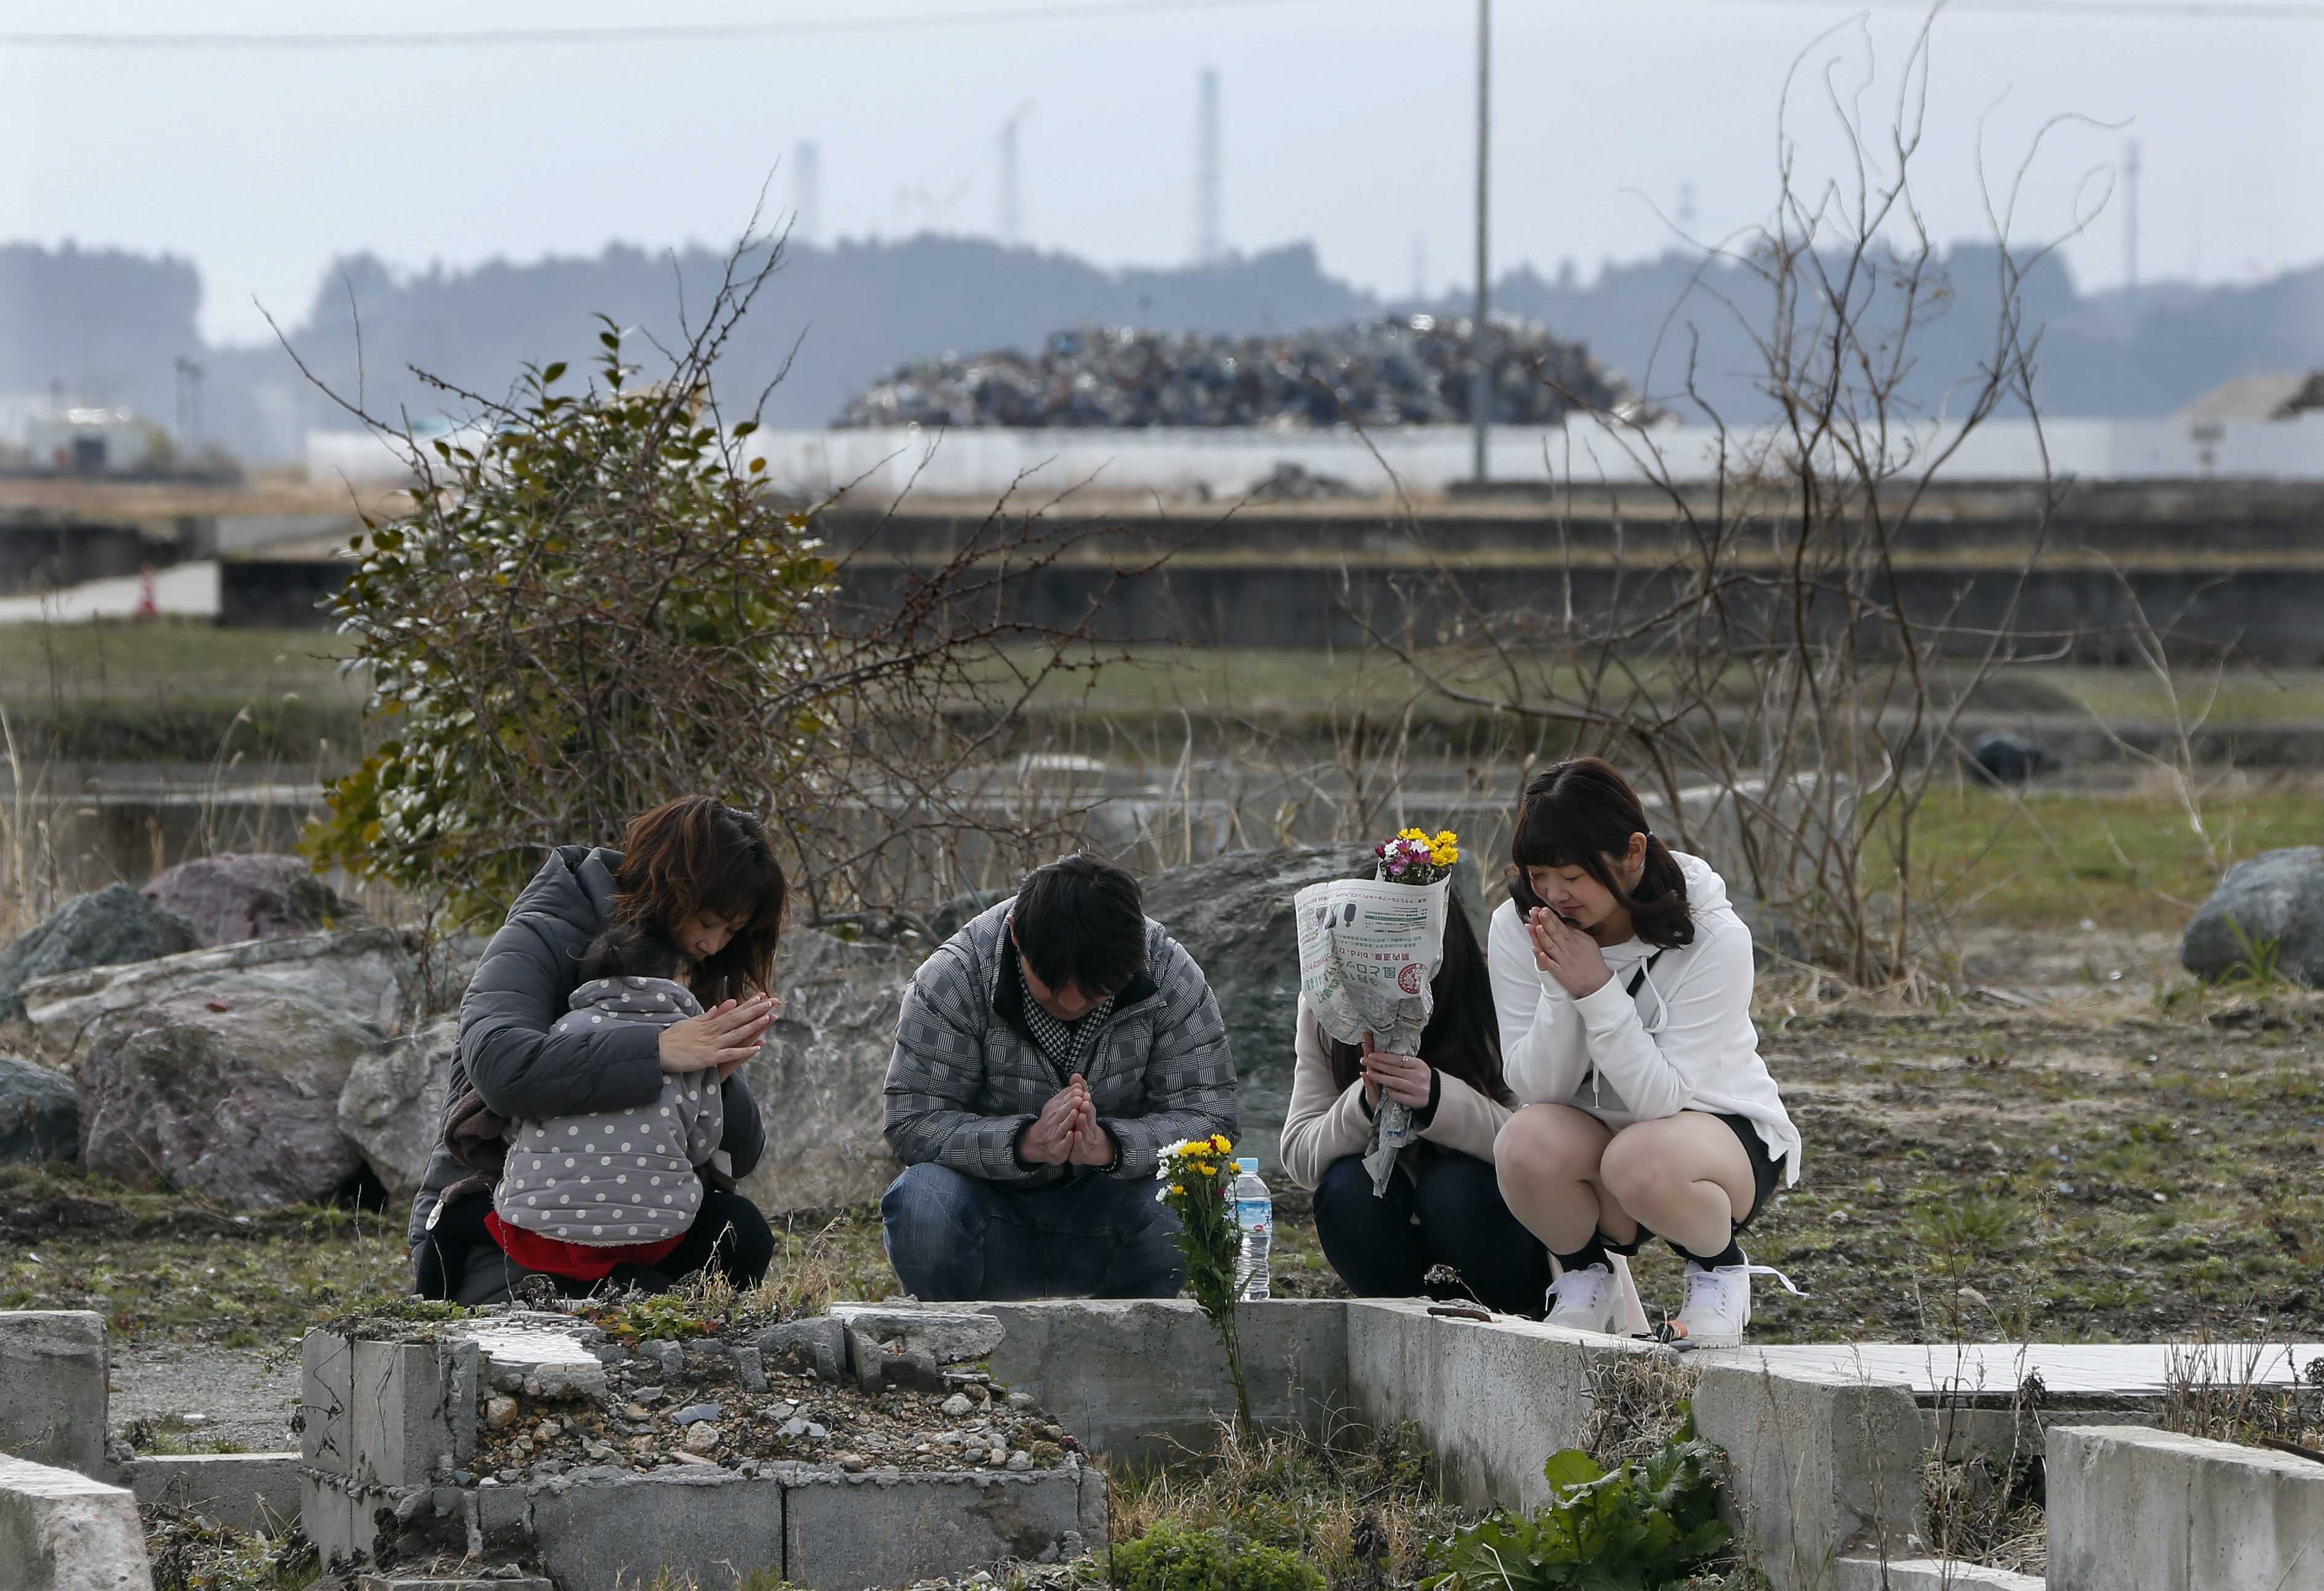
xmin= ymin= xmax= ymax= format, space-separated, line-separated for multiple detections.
xmin=1294 ymin=828 xmax=1460 ymax=1195
xmin=1155 ymin=1133 xmax=1252 ymax=1433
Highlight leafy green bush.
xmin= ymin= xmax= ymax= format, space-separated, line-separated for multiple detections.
xmin=302 ymin=322 xmax=832 ymax=914
xmin=1112 ymin=1520 xmax=1324 ymax=1591
xmin=301 ymin=259 xmax=1105 ymax=922
xmin=1425 ymin=1418 xmax=1730 ymax=1590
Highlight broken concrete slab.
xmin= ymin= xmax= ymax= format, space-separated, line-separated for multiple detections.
xmin=299 ymin=1328 xmax=355 ymax=1475
xmin=123 ymin=1452 xmax=300 ymax=1536
xmin=1 ymin=1311 xmax=109 ymax=1477
xmin=1693 ymin=1354 xmax=1926 ymax=1591
xmin=461 ymin=1318 xmax=607 ymax=1400
xmin=0 ymin=1453 xmax=152 ymax=1591
xmin=783 ymin=1464 xmax=1103 ymax=1590
xmin=1346 ymin=1300 xmax=1640 ymax=1512
xmin=2047 ymin=1423 xmax=2324 ymax=1591
xmin=754 ymin=1317 xmax=845 ymax=1383
xmin=828 ymin=1304 xmax=1005 ymax=1366
xmin=975 ymin=1298 xmax=1348 ymax=1464
xmin=524 ymin=1465 xmax=787 ymax=1588
xmin=349 ymin=1338 xmax=473 ymax=1490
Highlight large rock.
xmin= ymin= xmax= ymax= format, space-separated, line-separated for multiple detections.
xmin=0 ymin=884 xmax=198 ymax=1020
xmin=735 ymin=930 xmax=916 ymax=1214
xmin=76 ymin=988 xmax=377 ymax=1207
xmin=2181 ymin=846 xmax=2324 ymax=987
xmin=1141 ymin=843 xmax=1487 ymax=1175
xmin=140 ymin=853 xmax=355 ymax=948
xmin=19 ymin=926 xmax=413 ymax=1049
xmin=0 ymin=1057 xmax=77 ymax=1164
xmin=337 ymin=1014 xmax=458 ymax=1200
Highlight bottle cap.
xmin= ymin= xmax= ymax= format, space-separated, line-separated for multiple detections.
xmin=1236 ymin=1156 xmax=1259 ymax=1172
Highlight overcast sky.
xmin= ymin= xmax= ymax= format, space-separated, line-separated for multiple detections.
xmin=4 ymin=0 xmax=2317 ymax=346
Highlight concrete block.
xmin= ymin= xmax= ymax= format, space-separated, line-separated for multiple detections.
xmin=2048 ymin=1423 xmax=2324 ymax=1591
xmin=299 ymin=1329 xmax=355 ymax=1475
xmin=124 ymin=1451 xmax=301 ymax=1534
xmin=523 ymin=1466 xmax=786 ymax=1589
xmin=829 ymin=1304 xmax=1006 ymax=1365
xmin=1694 ymin=1355 xmax=1924 ymax=1591
xmin=0 ymin=1453 xmax=152 ymax=1591
xmin=464 ymin=1320 xmax=607 ymax=1401
xmin=781 ymin=1465 xmax=1097 ymax=1591
xmin=1828 ymin=1557 xmax=2045 ymax=1590
xmin=755 ymin=1317 xmax=846 ymax=1382
xmin=349 ymin=1341 xmax=459 ymax=1490
xmin=976 ymin=1298 xmax=1348 ymax=1464
xmin=296 ymin=1468 xmax=370 ymax=1567
xmin=0 ymin=1312 xmax=109 ymax=1477
xmin=1346 ymin=1301 xmax=1633 ymax=1512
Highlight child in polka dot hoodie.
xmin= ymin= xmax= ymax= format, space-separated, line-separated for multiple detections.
xmin=486 ymin=923 xmax=724 ymax=1280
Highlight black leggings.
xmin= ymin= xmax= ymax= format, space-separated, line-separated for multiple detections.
xmin=1311 ymin=1150 xmax=1553 ymax=1318
xmin=445 ymin=1189 xmax=777 ymax=1304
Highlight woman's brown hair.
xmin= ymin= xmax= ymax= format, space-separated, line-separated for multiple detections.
xmin=611 ymin=796 xmax=785 ymax=1004
xmin=1322 ymin=890 xmax=1509 ymax=1106
xmin=1508 ymin=757 xmax=1696 ymax=951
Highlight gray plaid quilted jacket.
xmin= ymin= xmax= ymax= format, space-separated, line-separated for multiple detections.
xmin=882 ymin=898 xmax=1238 ymax=1186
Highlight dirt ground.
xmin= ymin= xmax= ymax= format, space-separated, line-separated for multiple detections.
xmin=6 ymin=928 xmax=2321 ymax=1453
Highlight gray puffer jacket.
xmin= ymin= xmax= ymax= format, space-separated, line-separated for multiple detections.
xmin=882 ymin=897 xmax=1238 ymax=1187
xmin=405 ymin=846 xmax=766 ymax=1248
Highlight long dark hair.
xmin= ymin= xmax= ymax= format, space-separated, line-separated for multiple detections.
xmin=1508 ymin=758 xmax=1695 ymax=951
xmin=611 ymin=796 xmax=785 ymax=1004
xmin=1322 ymin=892 xmax=1508 ymax=1105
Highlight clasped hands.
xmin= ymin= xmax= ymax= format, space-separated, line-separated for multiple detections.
xmin=1019 ymin=1073 xmax=1118 ymax=1167
xmin=1358 ymin=1033 xmax=1433 ymax=1110
xmin=658 ymin=994 xmax=782 ymax=1081
xmin=1526 ymin=906 xmax=1614 ymax=998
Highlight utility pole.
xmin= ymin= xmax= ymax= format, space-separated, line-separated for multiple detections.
xmin=794 ymin=140 xmax=822 ymax=246
xmin=1469 ymin=0 xmax=1491 ymax=484
xmin=2123 ymin=139 xmax=2142 ymax=323
xmin=173 ymin=355 xmax=204 ymax=454
xmin=1194 ymin=68 xmax=1222 ymax=265
xmin=998 ymin=103 xmax=1032 ymax=247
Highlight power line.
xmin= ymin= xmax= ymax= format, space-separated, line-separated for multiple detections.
xmin=5 ymin=0 xmax=2318 ymax=48
xmin=0 ymin=0 xmax=1345 ymax=50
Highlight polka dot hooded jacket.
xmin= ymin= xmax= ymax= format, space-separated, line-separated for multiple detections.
xmin=491 ymin=976 xmax=724 ymax=1245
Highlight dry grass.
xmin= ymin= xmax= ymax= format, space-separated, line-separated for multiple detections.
xmin=1106 ymin=1415 xmax=1466 ymax=1587
xmin=2161 ymin=1341 xmax=2324 ymax=1458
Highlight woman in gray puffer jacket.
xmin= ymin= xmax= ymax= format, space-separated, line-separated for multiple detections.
xmin=409 ymin=797 xmax=785 ymax=1303
xmin=488 ymin=923 xmax=731 ymax=1287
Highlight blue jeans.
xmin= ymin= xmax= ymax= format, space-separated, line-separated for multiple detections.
xmin=881 ymin=1162 xmax=1187 ymax=1302
xmin=1311 ymin=1150 xmax=1552 ymax=1318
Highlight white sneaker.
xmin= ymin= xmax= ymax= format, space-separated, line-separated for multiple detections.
xmin=1544 ymin=1261 xmax=1622 ymax=1335
xmin=1670 ymin=1258 xmax=1804 ymax=1349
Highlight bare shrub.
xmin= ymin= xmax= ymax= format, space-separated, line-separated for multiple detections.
xmin=1362 ymin=18 xmax=2109 ymax=989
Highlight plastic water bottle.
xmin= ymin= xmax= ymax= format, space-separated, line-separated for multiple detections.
xmin=1232 ymin=1156 xmax=1273 ymax=1300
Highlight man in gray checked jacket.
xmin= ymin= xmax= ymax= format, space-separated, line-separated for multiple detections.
xmin=880 ymin=854 xmax=1238 ymax=1300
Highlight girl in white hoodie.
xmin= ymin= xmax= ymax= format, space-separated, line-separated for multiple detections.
xmin=1489 ymin=758 xmax=1801 ymax=1346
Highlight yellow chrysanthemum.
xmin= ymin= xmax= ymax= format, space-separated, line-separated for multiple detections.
xmin=1211 ymin=1133 xmax=1232 ymax=1152
xmin=1169 ymin=1184 xmax=1186 ymax=1196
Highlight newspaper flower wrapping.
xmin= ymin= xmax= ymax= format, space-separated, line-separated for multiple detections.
xmin=1292 ymin=830 xmax=1460 ymax=1195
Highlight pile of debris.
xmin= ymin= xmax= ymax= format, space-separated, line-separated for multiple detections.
xmin=297 ymin=1301 xmax=1105 ymax=1589
xmin=834 ymin=314 xmax=1647 ymax=430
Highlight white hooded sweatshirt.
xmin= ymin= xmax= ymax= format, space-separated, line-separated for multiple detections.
xmin=1486 ymin=851 xmax=1801 ymax=1183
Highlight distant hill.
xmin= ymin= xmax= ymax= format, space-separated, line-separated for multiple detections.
xmin=2 ymin=232 xmax=2318 ymax=463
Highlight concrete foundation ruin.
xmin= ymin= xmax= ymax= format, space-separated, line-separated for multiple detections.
xmin=6 ymin=1301 xmax=2322 ymax=1589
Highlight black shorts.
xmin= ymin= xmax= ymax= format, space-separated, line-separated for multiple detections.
xmin=1719 ymin=1111 xmax=1786 ymax=1234
xmin=1607 ymin=1111 xmax=1786 ymax=1256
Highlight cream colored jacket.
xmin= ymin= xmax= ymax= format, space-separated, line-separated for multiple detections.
xmin=1276 ymin=994 xmax=1515 ymax=1191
